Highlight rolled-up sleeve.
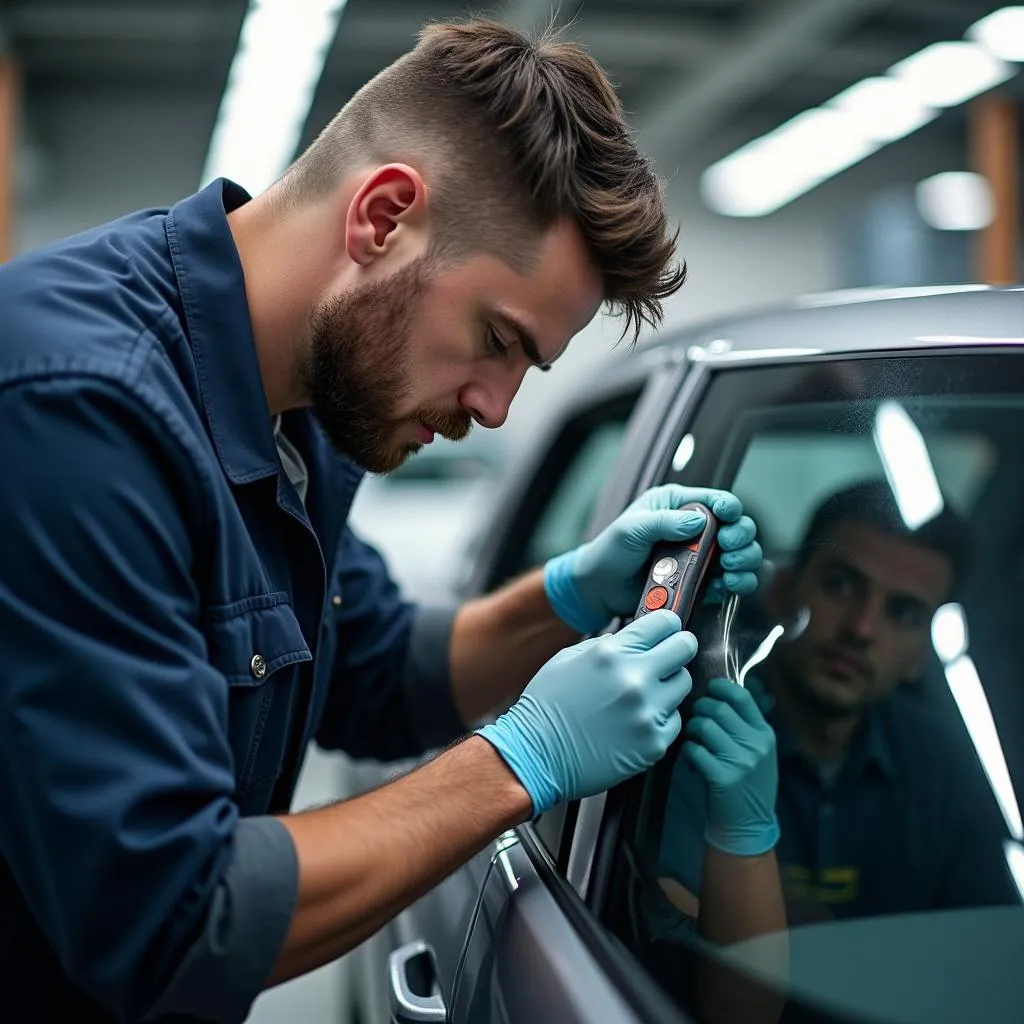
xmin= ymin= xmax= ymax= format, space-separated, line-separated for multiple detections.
xmin=0 ymin=377 xmax=293 ymax=1022
xmin=143 ymin=816 xmax=298 ymax=1022
xmin=315 ymin=526 xmax=465 ymax=760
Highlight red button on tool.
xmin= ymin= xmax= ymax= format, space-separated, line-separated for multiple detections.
xmin=645 ymin=586 xmax=669 ymax=611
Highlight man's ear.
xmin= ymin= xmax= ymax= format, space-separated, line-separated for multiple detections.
xmin=344 ymin=164 xmax=429 ymax=267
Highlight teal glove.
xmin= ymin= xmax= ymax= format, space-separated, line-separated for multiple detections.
xmin=478 ymin=610 xmax=696 ymax=815
xmin=684 ymin=678 xmax=780 ymax=857
xmin=544 ymin=485 xmax=762 ymax=635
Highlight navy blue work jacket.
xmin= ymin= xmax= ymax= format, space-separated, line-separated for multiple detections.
xmin=0 ymin=180 xmax=463 ymax=1022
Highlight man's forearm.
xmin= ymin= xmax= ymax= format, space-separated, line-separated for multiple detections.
xmin=449 ymin=568 xmax=580 ymax=726
xmin=698 ymin=845 xmax=786 ymax=945
xmin=270 ymin=736 xmax=532 ymax=985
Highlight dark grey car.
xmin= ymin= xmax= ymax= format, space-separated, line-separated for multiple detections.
xmin=357 ymin=285 xmax=1024 ymax=1024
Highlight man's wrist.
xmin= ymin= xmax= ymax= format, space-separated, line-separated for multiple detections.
xmin=543 ymin=550 xmax=604 ymax=635
xmin=465 ymin=734 xmax=535 ymax=826
xmin=704 ymin=820 xmax=780 ymax=858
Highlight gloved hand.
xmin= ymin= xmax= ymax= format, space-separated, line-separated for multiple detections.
xmin=477 ymin=610 xmax=696 ymax=815
xmin=684 ymin=678 xmax=780 ymax=857
xmin=544 ymin=485 xmax=762 ymax=635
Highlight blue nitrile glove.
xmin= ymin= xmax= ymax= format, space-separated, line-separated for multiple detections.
xmin=477 ymin=610 xmax=697 ymax=815
xmin=684 ymin=678 xmax=780 ymax=857
xmin=544 ymin=485 xmax=762 ymax=635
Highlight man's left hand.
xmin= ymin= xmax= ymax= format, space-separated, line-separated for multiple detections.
xmin=543 ymin=485 xmax=762 ymax=635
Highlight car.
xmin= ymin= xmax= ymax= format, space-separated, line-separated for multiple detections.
xmin=355 ymin=284 xmax=1024 ymax=1024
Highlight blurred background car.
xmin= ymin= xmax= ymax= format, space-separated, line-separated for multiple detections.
xmin=2 ymin=1 xmax=1022 ymax=1020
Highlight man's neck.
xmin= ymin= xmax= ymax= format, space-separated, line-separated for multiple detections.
xmin=765 ymin=667 xmax=863 ymax=763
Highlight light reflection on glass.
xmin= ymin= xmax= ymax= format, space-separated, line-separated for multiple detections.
xmin=872 ymin=401 xmax=944 ymax=529
xmin=944 ymin=655 xmax=1023 ymax=842
xmin=1003 ymin=839 xmax=1024 ymax=904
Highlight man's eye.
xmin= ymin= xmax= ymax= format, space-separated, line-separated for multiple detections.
xmin=486 ymin=327 xmax=509 ymax=358
xmin=821 ymin=570 xmax=855 ymax=597
xmin=888 ymin=599 xmax=926 ymax=631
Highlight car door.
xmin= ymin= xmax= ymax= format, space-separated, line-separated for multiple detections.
xmin=567 ymin=341 xmax=1024 ymax=1024
xmin=382 ymin=349 xmax=691 ymax=1024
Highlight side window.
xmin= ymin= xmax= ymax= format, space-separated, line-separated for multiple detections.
xmin=486 ymin=390 xmax=641 ymax=593
xmin=602 ymin=352 xmax=1024 ymax=1024
xmin=519 ymin=420 xmax=630 ymax=572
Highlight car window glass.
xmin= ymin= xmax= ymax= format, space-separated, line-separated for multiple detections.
xmin=604 ymin=352 xmax=1024 ymax=1024
xmin=518 ymin=420 xmax=631 ymax=574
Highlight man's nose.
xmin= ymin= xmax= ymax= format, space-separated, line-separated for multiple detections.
xmin=459 ymin=370 xmax=526 ymax=429
xmin=845 ymin=593 xmax=882 ymax=643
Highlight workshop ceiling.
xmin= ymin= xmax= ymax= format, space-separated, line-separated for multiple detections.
xmin=4 ymin=0 xmax=1021 ymax=179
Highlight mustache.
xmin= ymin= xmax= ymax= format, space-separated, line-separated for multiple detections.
xmin=813 ymin=642 xmax=873 ymax=680
xmin=415 ymin=405 xmax=473 ymax=441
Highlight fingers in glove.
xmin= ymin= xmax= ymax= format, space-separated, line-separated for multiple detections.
xmin=720 ymin=540 xmax=762 ymax=574
xmin=630 ymin=485 xmax=743 ymax=523
xmin=613 ymin=608 xmax=682 ymax=652
xmin=717 ymin=516 xmax=757 ymax=552
xmin=690 ymin=694 xmax=750 ymax=738
xmin=706 ymin=677 xmax=769 ymax=727
xmin=684 ymin=714 xmax=735 ymax=758
xmin=713 ymin=571 xmax=760 ymax=597
xmin=658 ymin=666 xmax=694 ymax=711
xmin=645 ymin=630 xmax=699 ymax=679
xmin=627 ymin=508 xmax=707 ymax=546
xmin=683 ymin=740 xmax=728 ymax=785
xmin=658 ymin=709 xmax=684 ymax=751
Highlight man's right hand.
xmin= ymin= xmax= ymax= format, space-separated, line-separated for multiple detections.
xmin=476 ymin=610 xmax=696 ymax=815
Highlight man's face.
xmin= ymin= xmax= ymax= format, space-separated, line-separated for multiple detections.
xmin=303 ymin=219 xmax=603 ymax=474
xmin=776 ymin=520 xmax=953 ymax=717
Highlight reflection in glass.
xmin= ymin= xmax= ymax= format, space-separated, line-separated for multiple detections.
xmin=872 ymin=400 xmax=944 ymax=528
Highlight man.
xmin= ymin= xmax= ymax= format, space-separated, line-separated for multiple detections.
xmin=0 ymin=20 xmax=762 ymax=1024
xmin=660 ymin=480 xmax=1016 ymax=931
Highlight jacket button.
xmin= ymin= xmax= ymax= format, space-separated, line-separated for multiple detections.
xmin=250 ymin=654 xmax=267 ymax=680
xmin=331 ymin=594 xmax=342 ymax=607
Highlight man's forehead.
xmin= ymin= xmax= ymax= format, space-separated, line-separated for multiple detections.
xmin=811 ymin=519 xmax=953 ymax=602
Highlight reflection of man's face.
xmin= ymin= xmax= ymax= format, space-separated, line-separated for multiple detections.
xmin=776 ymin=520 xmax=953 ymax=717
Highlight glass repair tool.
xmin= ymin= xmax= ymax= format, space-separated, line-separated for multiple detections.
xmin=633 ymin=501 xmax=718 ymax=627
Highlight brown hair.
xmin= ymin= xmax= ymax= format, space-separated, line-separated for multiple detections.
xmin=278 ymin=19 xmax=685 ymax=342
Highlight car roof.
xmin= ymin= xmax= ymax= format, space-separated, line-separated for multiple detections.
xmin=642 ymin=284 xmax=1024 ymax=364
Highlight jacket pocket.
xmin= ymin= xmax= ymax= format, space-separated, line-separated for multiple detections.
xmin=202 ymin=592 xmax=313 ymax=799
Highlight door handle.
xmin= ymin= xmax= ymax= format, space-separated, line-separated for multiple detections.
xmin=388 ymin=938 xmax=447 ymax=1023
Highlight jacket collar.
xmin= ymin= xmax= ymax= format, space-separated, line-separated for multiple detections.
xmin=166 ymin=178 xmax=279 ymax=485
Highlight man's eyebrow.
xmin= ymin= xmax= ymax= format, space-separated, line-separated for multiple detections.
xmin=496 ymin=312 xmax=552 ymax=371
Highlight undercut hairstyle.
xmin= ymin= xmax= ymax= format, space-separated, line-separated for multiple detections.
xmin=277 ymin=19 xmax=686 ymax=342
xmin=795 ymin=480 xmax=969 ymax=591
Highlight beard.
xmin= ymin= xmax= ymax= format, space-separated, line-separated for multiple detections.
xmin=302 ymin=255 xmax=472 ymax=474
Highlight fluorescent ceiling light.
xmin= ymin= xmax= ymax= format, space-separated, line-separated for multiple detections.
xmin=969 ymin=7 xmax=1024 ymax=64
xmin=828 ymin=77 xmax=937 ymax=143
xmin=946 ymin=655 xmax=1024 ymax=841
xmin=889 ymin=41 xmax=1013 ymax=108
xmin=872 ymin=401 xmax=944 ymax=529
xmin=702 ymin=108 xmax=878 ymax=217
xmin=916 ymin=171 xmax=994 ymax=231
xmin=201 ymin=0 xmax=347 ymax=195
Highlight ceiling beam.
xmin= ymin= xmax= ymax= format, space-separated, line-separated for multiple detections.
xmin=639 ymin=0 xmax=892 ymax=169
xmin=6 ymin=5 xmax=237 ymax=43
